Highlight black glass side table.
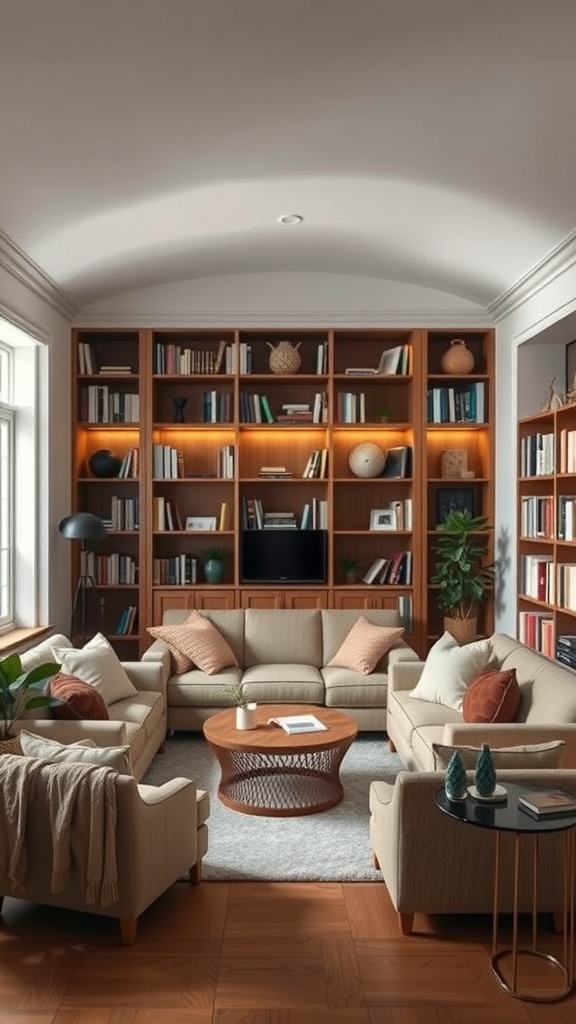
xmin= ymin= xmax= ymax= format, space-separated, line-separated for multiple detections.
xmin=436 ymin=782 xmax=576 ymax=1003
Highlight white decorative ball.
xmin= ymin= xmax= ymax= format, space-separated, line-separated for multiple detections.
xmin=348 ymin=442 xmax=386 ymax=478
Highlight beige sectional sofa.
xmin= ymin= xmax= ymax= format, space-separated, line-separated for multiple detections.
xmin=12 ymin=632 xmax=167 ymax=781
xmin=143 ymin=608 xmax=419 ymax=731
xmin=386 ymin=632 xmax=576 ymax=770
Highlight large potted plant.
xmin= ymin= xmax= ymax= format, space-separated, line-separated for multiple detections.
xmin=431 ymin=509 xmax=496 ymax=644
xmin=0 ymin=653 xmax=61 ymax=746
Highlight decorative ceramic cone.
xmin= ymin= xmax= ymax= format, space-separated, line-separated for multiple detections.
xmin=445 ymin=749 xmax=467 ymax=801
xmin=475 ymin=743 xmax=496 ymax=797
xmin=236 ymin=703 xmax=257 ymax=730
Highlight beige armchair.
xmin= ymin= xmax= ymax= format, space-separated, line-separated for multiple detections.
xmin=370 ymin=768 xmax=576 ymax=936
xmin=0 ymin=760 xmax=209 ymax=944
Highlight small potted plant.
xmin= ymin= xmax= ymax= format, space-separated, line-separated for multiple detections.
xmin=0 ymin=653 xmax=61 ymax=747
xmin=338 ymin=554 xmax=362 ymax=585
xmin=201 ymin=545 xmax=228 ymax=585
xmin=431 ymin=509 xmax=496 ymax=644
xmin=220 ymin=682 xmax=257 ymax=730
xmin=377 ymin=408 xmax=390 ymax=423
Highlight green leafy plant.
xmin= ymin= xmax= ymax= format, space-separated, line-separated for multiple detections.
xmin=431 ymin=510 xmax=496 ymax=621
xmin=220 ymin=682 xmax=250 ymax=708
xmin=0 ymin=653 xmax=61 ymax=738
xmin=338 ymin=555 xmax=362 ymax=573
xmin=201 ymin=546 xmax=227 ymax=562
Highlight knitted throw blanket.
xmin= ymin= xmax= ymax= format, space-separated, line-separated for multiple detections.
xmin=0 ymin=754 xmax=119 ymax=906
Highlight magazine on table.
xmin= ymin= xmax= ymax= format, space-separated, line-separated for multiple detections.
xmin=267 ymin=714 xmax=328 ymax=734
xmin=518 ymin=789 xmax=576 ymax=818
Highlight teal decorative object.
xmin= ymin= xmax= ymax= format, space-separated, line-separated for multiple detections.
xmin=475 ymin=743 xmax=496 ymax=797
xmin=444 ymin=749 xmax=467 ymax=801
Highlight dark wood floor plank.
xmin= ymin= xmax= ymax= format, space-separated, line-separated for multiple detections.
xmin=60 ymin=953 xmax=218 ymax=1010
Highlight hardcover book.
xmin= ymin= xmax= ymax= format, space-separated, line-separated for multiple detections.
xmin=518 ymin=789 xmax=576 ymax=818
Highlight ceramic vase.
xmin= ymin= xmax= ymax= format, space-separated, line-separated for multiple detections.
xmin=204 ymin=558 xmax=224 ymax=584
xmin=236 ymin=703 xmax=257 ymax=730
xmin=88 ymin=448 xmax=121 ymax=478
xmin=475 ymin=743 xmax=496 ymax=797
xmin=267 ymin=341 xmax=301 ymax=374
xmin=440 ymin=338 xmax=475 ymax=375
xmin=444 ymin=749 xmax=467 ymax=801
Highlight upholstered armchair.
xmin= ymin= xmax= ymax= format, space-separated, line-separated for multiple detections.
xmin=0 ymin=757 xmax=209 ymax=944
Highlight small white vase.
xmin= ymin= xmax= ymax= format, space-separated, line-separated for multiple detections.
xmin=236 ymin=703 xmax=257 ymax=730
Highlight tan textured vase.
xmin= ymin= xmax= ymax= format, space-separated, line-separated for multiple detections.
xmin=267 ymin=341 xmax=301 ymax=374
xmin=440 ymin=339 xmax=475 ymax=375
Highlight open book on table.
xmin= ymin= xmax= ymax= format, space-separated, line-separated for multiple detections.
xmin=267 ymin=714 xmax=328 ymax=734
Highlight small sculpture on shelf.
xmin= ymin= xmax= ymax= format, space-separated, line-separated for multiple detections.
xmin=539 ymin=377 xmax=564 ymax=411
xmin=172 ymin=397 xmax=187 ymax=423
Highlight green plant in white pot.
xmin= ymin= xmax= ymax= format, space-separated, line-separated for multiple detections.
xmin=431 ymin=509 xmax=496 ymax=644
xmin=0 ymin=653 xmax=61 ymax=741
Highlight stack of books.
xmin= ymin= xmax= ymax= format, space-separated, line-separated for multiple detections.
xmin=263 ymin=512 xmax=298 ymax=529
xmin=518 ymin=789 xmax=576 ymax=819
xmin=555 ymin=634 xmax=576 ymax=669
xmin=258 ymin=466 xmax=293 ymax=478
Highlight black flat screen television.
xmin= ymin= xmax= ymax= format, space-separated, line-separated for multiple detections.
xmin=240 ymin=529 xmax=327 ymax=584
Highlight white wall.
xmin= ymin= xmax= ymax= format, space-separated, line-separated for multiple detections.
xmin=0 ymin=263 xmax=72 ymax=634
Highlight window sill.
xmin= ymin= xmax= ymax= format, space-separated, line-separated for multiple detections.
xmin=0 ymin=626 xmax=54 ymax=657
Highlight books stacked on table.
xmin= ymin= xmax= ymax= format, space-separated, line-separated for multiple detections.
xmin=555 ymin=634 xmax=576 ymax=670
xmin=518 ymin=789 xmax=576 ymax=819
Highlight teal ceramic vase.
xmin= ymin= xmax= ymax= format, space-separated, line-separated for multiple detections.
xmin=204 ymin=558 xmax=224 ymax=584
xmin=445 ymin=749 xmax=467 ymax=801
xmin=475 ymin=743 xmax=496 ymax=797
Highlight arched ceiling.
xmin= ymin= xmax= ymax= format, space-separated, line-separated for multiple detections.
xmin=1 ymin=0 xmax=575 ymax=311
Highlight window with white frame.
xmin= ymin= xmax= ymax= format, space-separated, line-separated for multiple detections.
xmin=0 ymin=317 xmax=43 ymax=634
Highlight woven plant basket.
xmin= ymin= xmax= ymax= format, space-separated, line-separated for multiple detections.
xmin=0 ymin=735 xmax=23 ymax=756
xmin=444 ymin=615 xmax=478 ymax=646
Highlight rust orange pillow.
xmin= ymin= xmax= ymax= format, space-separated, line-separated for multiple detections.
xmin=49 ymin=673 xmax=110 ymax=721
xmin=462 ymin=668 xmax=520 ymax=724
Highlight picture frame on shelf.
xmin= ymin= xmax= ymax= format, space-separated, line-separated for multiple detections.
xmin=370 ymin=508 xmax=396 ymax=531
xmin=565 ymin=339 xmax=576 ymax=398
xmin=185 ymin=516 xmax=217 ymax=532
xmin=436 ymin=488 xmax=474 ymax=526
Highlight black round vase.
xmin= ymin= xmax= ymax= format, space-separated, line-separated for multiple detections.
xmin=88 ymin=449 xmax=122 ymax=478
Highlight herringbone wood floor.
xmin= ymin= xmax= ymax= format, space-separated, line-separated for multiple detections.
xmin=0 ymin=881 xmax=575 ymax=1022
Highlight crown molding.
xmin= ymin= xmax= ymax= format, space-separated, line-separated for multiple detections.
xmin=0 ymin=230 xmax=79 ymax=321
xmin=488 ymin=229 xmax=576 ymax=323
xmin=73 ymin=306 xmax=493 ymax=328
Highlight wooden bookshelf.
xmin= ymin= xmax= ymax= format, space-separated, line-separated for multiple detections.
xmin=71 ymin=326 xmax=495 ymax=657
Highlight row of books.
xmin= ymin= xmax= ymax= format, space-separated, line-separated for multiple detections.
xmin=153 ymin=556 xmax=198 ymax=586
xmin=337 ymin=392 xmax=368 ymax=423
xmin=519 ymin=554 xmax=555 ymax=603
xmin=202 ymin=390 xmax=233 ymax=423
xmin=241 ymin=497 xmax=327 ymax=530
xmin=517 ymin=611 xmax=554 ymax=656
xmin=154 ymin=339 xmax=231 ymax=375
xmin=520 ymin=432 xmax=555 ymax=477
xmin=302 ymin=448 xmax=329 ymax=479
xmin=301 ymin=499 xmax=328 ymax=530
xmin=239 ymin=393 xmax=327 ymax=424
xmin=83 ymin=553 xmax=138 ymax=586
xmin=114 ymin=605 xmax=137 ymax=636
xmin=520 ymin=495 xmax=554 ymax=540
xmin=102 ymin=496 xmax=140 ymax=532
xmin=80 ymin=386 xmax=139 ymax=424
xmin=558 ymin=427 xmax=576 ymax=474
xmin=117 ymin=448 xmax=139 ymax=479
xmin=426 ymin=382 xmax=485 ymax=424
xmin=153 ymin=496 xmax=183 ymax=532
xmin=153 ymin=444 xmax=184 ymax=480
xmin=78 ymin=342 xmax=135 ymax=376
xmin=362 ymin=551 xmax=412 ymax=586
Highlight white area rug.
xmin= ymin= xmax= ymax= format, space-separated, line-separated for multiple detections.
xmin=142 ymin=733 xmax=404 ymax=881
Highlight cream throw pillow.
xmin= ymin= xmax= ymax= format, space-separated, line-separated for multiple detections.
xmin=432 ymin=740 xmax=565 ymax=771
xmin=52 ymin=633 xmax=138 ymax=706
xmin=148 ymin=611 xmax=238 ymax=676
xmin=20 ymin=729 xmax=132 ymax=773
xmin=327 ymin=617 xmax=404 ymax=674
xmin=410 ymin=631 xmax=491 ymax=711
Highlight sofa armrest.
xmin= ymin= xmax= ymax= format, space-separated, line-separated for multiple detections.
xmin=122 ymin=660 xmax=166 ymax=694
xmin=387 ymin=641 xmax=421 ymax=670
xmin=137 ymin=777 xmax=197 ymax=805
xmin=444 ymin=722 xmax=576 ymax=768
xmin=388 ymin=660 xmax=425 ymax=692
xmin=141 ymin=640 xmax=172 ymax=688
xmin=12 ymin=718 xmax=128 ymax=745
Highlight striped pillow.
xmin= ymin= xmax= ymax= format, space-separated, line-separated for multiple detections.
xmin=327 ymin=616 xmax=404 ymax=674
xmin=148 ymin=611 xmax=238 ymax=675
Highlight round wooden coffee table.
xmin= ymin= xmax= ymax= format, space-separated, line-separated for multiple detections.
xmin=203 ymin=704 xmax=358 ymax=816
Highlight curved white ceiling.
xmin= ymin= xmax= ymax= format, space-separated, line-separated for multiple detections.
xmin=1 ymin=0 xmax=575 ymax=310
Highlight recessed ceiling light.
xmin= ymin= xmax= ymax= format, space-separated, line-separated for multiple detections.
xmin=278 ymin=214 xmax=304 ymax=225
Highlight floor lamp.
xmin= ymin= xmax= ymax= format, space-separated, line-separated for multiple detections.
xmin=58 ymin=512 xmax=108 ymax=642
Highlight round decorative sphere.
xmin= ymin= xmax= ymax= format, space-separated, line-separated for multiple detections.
xmin=348 ymin=442 xmax=386 ymax=478
xmin=88 ymin=449 xmax=122 ymax=478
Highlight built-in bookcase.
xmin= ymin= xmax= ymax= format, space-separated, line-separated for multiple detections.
xmin=71 ymin=326 xmax=495 ymax=656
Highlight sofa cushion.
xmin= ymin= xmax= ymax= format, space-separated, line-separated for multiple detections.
xmin=327 ymin=616 xmax=404 ymax=674
xmin=410 ymin=631 xmax=491 ymax=711
xmin=19 ymin=729 xmax=133 ymax=772
xmin=162 ymin=608 xmax=246 ymax=667
xmin=462 ymin=668 xmax=520 ymax=724
xmin=49 ymin=673 xmax=110 ymax=721
xmin=52 ymin=634 xmax=138 ymax=706
xmin=431 ymin=740 xmax=565 ymax=771
xmin=244 ymin=609 xmax=322 ymax=668
xmin=323 ymin=667 xmax=387 ymax=708
xmin=146 ymin=622 xmax=196 ymax=674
